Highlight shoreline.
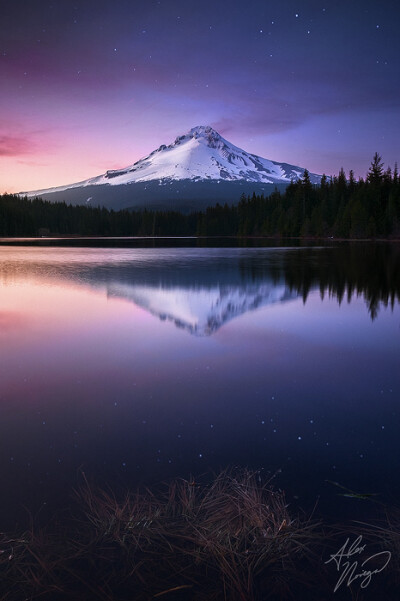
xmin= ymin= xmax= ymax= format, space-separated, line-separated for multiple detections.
xmin=0 ymin=234 xmax=399 ymax=243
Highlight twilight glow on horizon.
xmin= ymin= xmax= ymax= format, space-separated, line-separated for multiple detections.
xmin=1 ymin=0 xmax=399 ymax=194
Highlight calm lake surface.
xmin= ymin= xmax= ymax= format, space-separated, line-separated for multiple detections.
xmin=1 ymin=241 xmax=399 ymax=531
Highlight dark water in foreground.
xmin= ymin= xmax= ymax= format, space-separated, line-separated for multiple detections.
xmin=0 ymin=241 xmax=399 ymax=597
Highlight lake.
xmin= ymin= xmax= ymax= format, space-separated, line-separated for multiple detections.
xmin=1 ymin=240 xmax=399 ymax=598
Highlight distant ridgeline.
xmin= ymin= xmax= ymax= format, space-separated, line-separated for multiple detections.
xmin=2 ymin=154 xmax=400 ymax=238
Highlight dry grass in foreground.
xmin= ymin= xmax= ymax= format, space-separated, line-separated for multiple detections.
xmin=1 ymin=468 xmax=321 ymax=600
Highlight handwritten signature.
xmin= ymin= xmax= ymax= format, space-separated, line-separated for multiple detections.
xmin=325 ymin=535 xmax=391 ymax=592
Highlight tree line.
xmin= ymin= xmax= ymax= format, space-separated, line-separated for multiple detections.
xmin=1 ymin=154 xmax=399 ymax=238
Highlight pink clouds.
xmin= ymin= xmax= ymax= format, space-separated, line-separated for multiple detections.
xmin=0 ymin=134 xmax=35 ymax=157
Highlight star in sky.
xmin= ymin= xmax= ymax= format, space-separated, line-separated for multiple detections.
xmin=0 ymin=0 xmax=399 ymax=192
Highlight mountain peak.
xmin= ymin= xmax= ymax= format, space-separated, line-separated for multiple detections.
xmin=189 ymin=125 xmax=218 ymax=137
xmin=21 ymin=125 xmax=322 ymax=201
xmin=173 ymin=125 xmax=222 ymax=147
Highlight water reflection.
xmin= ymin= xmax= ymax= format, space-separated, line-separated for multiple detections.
xmin=281 ymin=245 xmax=400 ymax=320
xmin=0 ymin=244 xmax=398 ymax=334
xmin=0 ymin=242 xmax=399 ymax=536
xmin=107 ymin=283 xmax=297 ymax=336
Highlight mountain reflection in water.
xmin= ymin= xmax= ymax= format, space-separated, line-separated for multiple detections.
xmin=0 ymin=244 xmax=399 ymax=334
xmin=107 ymin=283 xmax=297 ymax=336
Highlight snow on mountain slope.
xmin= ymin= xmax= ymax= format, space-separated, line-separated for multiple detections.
xmin=22 ymin=125 xmax=321 ymax=197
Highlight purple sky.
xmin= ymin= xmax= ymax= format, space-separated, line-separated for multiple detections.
xmin=1 ymin=0 xmax=399 ymax=193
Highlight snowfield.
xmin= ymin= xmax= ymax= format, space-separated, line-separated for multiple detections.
xmin=21 ymin=126 xmax=321 ymax=198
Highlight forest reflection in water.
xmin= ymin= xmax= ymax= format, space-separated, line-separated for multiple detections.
xmin=279 ymin=244 xmax=400 ymax=320
xmin=0 ymin=242 xmax=398 ymax=333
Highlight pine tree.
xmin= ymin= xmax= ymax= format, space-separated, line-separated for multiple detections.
xmin=302 ymin=169 xmax=311 ymax=187
xmin=338 ymin=168 xmax=347 ymax=187
xmin=393 ymin=163 xmax=398 ymax=184
xmin=367 ymin=153 xmax=384 ymax=184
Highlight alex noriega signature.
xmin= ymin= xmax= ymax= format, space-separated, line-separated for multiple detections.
xmin=325 ymin=535 xmax=391 ymax=592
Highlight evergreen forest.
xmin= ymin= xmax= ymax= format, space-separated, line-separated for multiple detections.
xmin=1 ymin=154 xmax=399 ymax=239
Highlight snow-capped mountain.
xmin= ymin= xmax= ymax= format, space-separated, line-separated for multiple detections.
xmin=21 ymin=126 xmax=321 ymax=210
